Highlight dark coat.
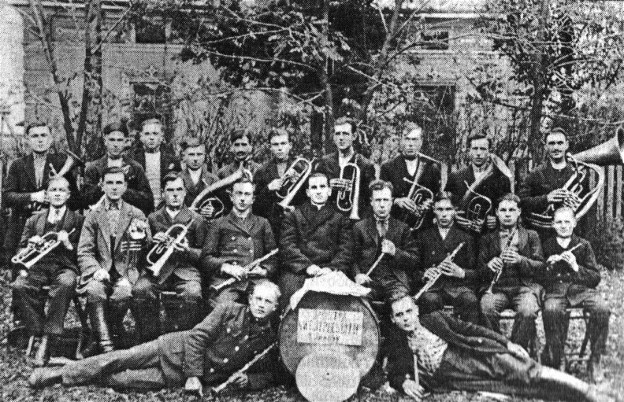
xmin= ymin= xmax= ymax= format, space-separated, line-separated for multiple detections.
xmin=82 ymin=155 xmax=154 ymax=215
xmin=445 ymin=164 xmax=512 ymax=212
xmin=159 ymin=302 xmax=277 ymax=388
xmin=200 ymin=211 xmax=277 ymax=291
xmin=147 ymin=206 xmax=207 ymax=283
xmin=179 ymin=166 xmax=220 ymax=208
xmin=131 ymin=147 xmax=181 ymax=176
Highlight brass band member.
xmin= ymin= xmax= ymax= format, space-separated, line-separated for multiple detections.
xmin=541 ymin=207 xmax=610 ymax=382
xmin=380 ymin=122 xmax=441 ymax=231
xmin=29 ymin=281 xmax=281 ymax=394
xmin=200 ymin=178 xmax=277 ymax=307
xmin=78 ymin=167 xmax=152 ymax=353
xmin=352 ymin=180 xmax=418 ymax=301
xmin=178 ymin=137 xmax=220 ymax=219
xmin=133 ymin=173 xmax=208 ymax=342
xmin=279 ymin=172 xmax=353 ymax=310
xmin=445 ymin=133 xmax=512 ymax=233
xmin=11 ymin=177 xmax=84 ymax=366
xmin=413 ymin=191 xmax=479 ymax=324
xmin=82 ymin=121 xmax=154 ymax=215
xmin=314 ymin=116 xmax=376 ymax=219
xmin=479 ymin=194 xmax=544 ymax=351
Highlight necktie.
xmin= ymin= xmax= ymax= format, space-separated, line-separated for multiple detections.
xmin=376 ymin=219 xmax=388 ymax=239
xmin=49 ymin=209 xmax=61 ymax=224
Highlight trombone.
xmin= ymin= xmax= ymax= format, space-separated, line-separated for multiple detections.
xmin=12 ymin=228 xmax=77 ymax=270
xmin=146 ymin=221 xmax=193 ymax=279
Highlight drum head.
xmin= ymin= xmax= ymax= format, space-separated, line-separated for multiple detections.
xmin=295 ymin=352 xmax=359 ymax=402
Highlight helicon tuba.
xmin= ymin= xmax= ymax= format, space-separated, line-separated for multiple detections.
xmin=277 ymin=158 xmax=312 ymax=210
xmin=190 ymin=167 xmax=252 ymax=219
xmin=330 ymin=162 xmax=361 ymax=220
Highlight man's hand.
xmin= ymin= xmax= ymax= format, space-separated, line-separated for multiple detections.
xmin=455 ymin=214 xmax=471 ymax=229
xmin=306 ymin=265 xmax=332 ymax=277
xmin=200 ymin=204 xmax=215 ymax=219
xmin=355 ymin=273 xmax=371 ymax=285
xmin=486 ymin=215 xmax=497 ymax=230
xmin=153 ymin=232 xmax=168 ymax=243
xmin=267 ymin=178 xmax=283 ymax=192
xmin=507 ymin=342 xmax=530 ymax=360
xmin=402 ymin=379 xmax=424 ymax=401
xmin=30 ymin=190 xmax=47 ymax=204
xmin=501 ymin=249 xmax=522 ymax=265
xmin=56 ymin=230 xmax=73 ymax=250
xmin=487 ymin=257 xmax=504 ymax=273
xmin=184 ymin=376 xmax=203 ymax=397
xmin=395 ymin=197 xmax=417 ymax=213
xmin=229 ymin=372 xmax=249 ymax=389
xmin=547 ymin=189 xmax=568 ymax=203
xmin=28 ymin=235 xmax=44 ymax=245
xmin=381 ymin=239 xmax=396 ymax=256
xmin=248 ymin=266 xmax=268 ymax=278
xmin=221 ymin=263 xmax=247 ymax=280
xmin=173 ymin=237 xmax=190 ymax=252
xmin=423 ymin=267 xmax=441 ymax=282
xmin=92 ymin=269 xmax=110 ymax=282
xmin=440 ymin=261 xmax=465 ymax=278
xmin=561 ymin=252 xmax=579 ymax=272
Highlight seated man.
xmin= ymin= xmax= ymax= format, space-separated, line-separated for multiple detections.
xmin=279 ymin=172 xmax=353 ymax=310
xmin=478 ymin=194 xmax=544 ymax=351
xmin=28 ymin=281 xmax=281 ymax=394
xmin=133 ymin=172 xmax=207 ymax=342
xmin=541 ymin=207 xmax=610 ymax=382
xmin=11 ymin=177 xmax=84 ymax=366
xmin=387 ymin=295 xmax=613 ymax=402
xmin=352 ymin=180 xmax=417 ymax=301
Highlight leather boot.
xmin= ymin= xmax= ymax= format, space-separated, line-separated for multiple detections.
xmin=28 ymin=367 xmax=63 ymax=388
xmin=588 ymin=354 xmax=605 ymax=383
xmin=88 ymin=303 xmax=114 ymax=353
xmin=33 ymin=335 xmax=51 ymax=367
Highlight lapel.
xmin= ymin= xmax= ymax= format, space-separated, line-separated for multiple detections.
xmin=226 ymin=211 xmax=257 ymax=236
xmin=114 ymin=201 xmax=134 ymax=251
xmin=466 ymin=165 xmax=476 ymax=189
xmin=364 ymin=217 xmax=380 ymax=245
xmin=35 ymin=211 xmax=48 ymax=235
xmin=397 ymin=155 xmax=414 ymax=181
xmin=95 ymin=204 xmax=113 ymax=254
xmin=173 ymin=206 xmax=194 ymax=225
xmin=135 ymin=150 xmax=146 ymax=169
xmin=517 ymin=226 xmax=529 ymax=252
xmin=442 ymin=225 xmax=460 ymax=252
xmin=306 ymin=203 xmax=335 ymax=234
xmin=24 ymin=154 xmax=37 ymax=189
xmin=61 ymin=209 xmax=76 ymax=232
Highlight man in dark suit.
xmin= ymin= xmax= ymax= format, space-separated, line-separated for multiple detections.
xmin=279 ymin=172 xmax=353 ymax=310
xmin=380 ymin=122 xmax=441 ymax=232
xmin=133 ymin=173 xmax=207 ymax=342
xmin=178 ymin=137 xmax=220 ymax=219
xmin=445 ymin=133 xmax=512 ymax=235
xmin=541 ymin=207 xmax=610 ymax=381
xmin=28 ymin=281 xmax=281 ymax=393
xmin=387 ymin=295 xmax=611 ymax=402
xmin=82 ymin=121 xmax=153 ymax=215
xmin=413 ymin=192 xmax=479 ymax=324
xmin=479 ymin=194 xmax=544 ymax=351
xmin=201 ymin=178 xmax=277 ymax=307
xmin=352 ymin=180 xmax=418 ymax=301
xmin=11 ymin=177 xmax=84 ymax=366
xmin=314 ymin=116 xmax=375 ymax=220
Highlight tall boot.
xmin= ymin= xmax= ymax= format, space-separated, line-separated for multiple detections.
xmin=33 ymin=335 xmax=51 ymax=367
xmin=538 ymin=366 xmax=613 ymax=402
xmin=88 ymin=303 xmax=114 ymax=353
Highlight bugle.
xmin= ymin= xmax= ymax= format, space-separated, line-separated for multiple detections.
xmin=211 ymin=249 xmax=279 ymax=292
xmin=485 ymin=227 xmax=518 ymax=294
xmin=401 ymin=153 xmax=443 ymax=231
xmin=414 ymin=242 xmax=464 ymax=300
xmin=12 ymin=228 xmax=76 ymax=270
xmin=146 ymin=221 xmax=194 ymax=279
xmin=190 ymin=167 xmax=252 ymax=219
xmin=211 ymin=342 xmax=276 ymax=394
xmin=329 ymin=162 xmax=361 ymax=220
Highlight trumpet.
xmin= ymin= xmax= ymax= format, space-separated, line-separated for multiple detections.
xmin=329 ymin=162 xmax=361 ymax=220
xmin=485 ymin=227 xmax=518 ymax=294
xmin=146 ymin=221 xmax=193 ymax=279
xmin=414 ymin=242 xmax=464 ymax=300
xmin=401 ymin=153 xmax=443 ymax=231
xmin=276 ymin=158 xmax=313 ymax=200
xmin=12 ymin=228 xmax=76 ymax=269
xmin=190 ymin=167 xmax=252 ymax=219
xmin=211 ymin=249 xmax=279 ymax=292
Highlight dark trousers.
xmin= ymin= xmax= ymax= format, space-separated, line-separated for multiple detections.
xmin=419 ymin=288 xmax=480 ymax=324
xmin=81 ymin=276 xmax=133 ymax=332
xmin=12 ymin=264 xmax=76 ymax=336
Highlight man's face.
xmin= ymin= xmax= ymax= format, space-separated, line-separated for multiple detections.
xmin=371 ymin=188 xmax=393 ymax=220
xmin=28 ymin=126 xmax=53 ymax=154
xmin=496 ymin=200 xmax=521 ymax=228
xmin=231 ymin=136 xmax=252 ymax=162
xmin=401 ymin=128 xmax=423 ymax=158
xmin=183 ymin=145 xmax=206 ymax=171
xmin=553 ymin=209 xmax=576 ymax=238
xmin=248 ymin=286 xmax=278 ymax=320
xmin=270 ymin=134 xmax=291 ymax=162
xmin=333 ymin=123 xmax=355 ymax=152
xmin=163 ymin=177 xmax=186 ymax=209
xmin=545 ymin=132 xmax=569 ymax=162
xmin=469 ymin=138 xmax=490 ymax=168
xmin=306 ymin=176 xmax=331 ymax=205
xmin=391 ymin=297 xmax=420 ymax=332
xmin=102 ymin=172 xmax=127 ymax=201
xmin=105 ymin=131 xmax=128 ymax=159
xmin=434 ymin=198 xmax=455 ymax=228
xmin=230 ymin=182 xmax=254 ymax=213
xmin=47 ymin=181 xmax=70 ymax=208
xmin=140 ymin=122 xmax=164 ymax=152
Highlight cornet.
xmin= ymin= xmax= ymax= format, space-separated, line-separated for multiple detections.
xmin=329 ymin=162 xmax=361 ymax=220
xmin=146 ymin=222 xmax=193 ymax=279
xmin=12 ymin=228 xmax=76 ymax=269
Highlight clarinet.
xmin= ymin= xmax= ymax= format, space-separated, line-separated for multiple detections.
xmin=211 ymin=343 xmax=276 ymax=394
xmin=485 ymin=227 xmax=519 ymax=294
xmin=414 ymin=242 xmax=465 ymax=300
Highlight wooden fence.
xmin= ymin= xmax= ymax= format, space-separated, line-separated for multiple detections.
xmin=594 ymin=166 xmax=623 ymax=222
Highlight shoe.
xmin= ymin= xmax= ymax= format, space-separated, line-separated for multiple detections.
xmin=588 ymin=355 xmax=605 ymax=383
xmin=33 ymin=335 xmax=51 ymax=367
xmin=28 ymin=368 xmax=62 ymax=388
xmin=586 ymin=384 xmax=616 ymax=402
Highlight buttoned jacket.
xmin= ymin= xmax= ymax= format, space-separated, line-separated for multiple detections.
xmin=180 ymin=166 xmax=219 ymax=208
xmin=445 ymin=164 xmax=512 ymax=211
xmin=131 ymin=146 xmax=181 ymax=176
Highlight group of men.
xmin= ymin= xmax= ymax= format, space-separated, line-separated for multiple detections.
xmin=2 ymin=116 xmax=613 ymax=401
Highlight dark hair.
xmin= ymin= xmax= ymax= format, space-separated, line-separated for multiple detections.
xmin=102 ymin=166 xmax=127 ymax=181
xmin=268 ymin=128 xmax=289 ymax=143
xmin=161 ymin=171 xmax=183 ymax=190
xmin=141 ymin=118 xmax=163 ymax=131
xmin=544 ymin=127 xmax=568 ymax=142
xmin=434 ymin=191 xmax=454 ymax=206
xmin=497 ymin=193 xmax=520 ymax=207
xmin=307 ymin=172 xmax=329 ymax=188
xmin=369 ymin=180 xmax=394 ymax=197
xmin=180 ymin=137 xmax=204 ymax=151
xmin=230 ymin=129 xmax=251 ymax=144
xmin=467 ymin=133 xmax=492 ymax=149
xmin=403 ymin=121 xmax=422 ymax=136
xmin=103 ymin=121 xmax=129 ymax=137
xmin=334 ymin=116 xmax=356 ymax=134
xmin=25 ymin=121 xmax=49 ymax=136
xmin=232 ymin=176 xmax=256 ymax=192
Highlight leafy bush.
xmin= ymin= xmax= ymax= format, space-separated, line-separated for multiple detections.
xmin=588 ymin=216 xmax=624 ymax=270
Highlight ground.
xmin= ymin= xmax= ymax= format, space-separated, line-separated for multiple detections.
xmin=1 ymin=268 xmax=622 ymax=402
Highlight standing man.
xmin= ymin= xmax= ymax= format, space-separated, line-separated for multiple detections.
xmin=133 ymin=172 xmax=207 ymax=342
xmin=541 ymin=207 xmax=610 ymax=382
xmin=82 ymin=121 xmax=153 ymax=215
xmin=479 ymin=194 xmax=544 ymax=352
xmin=201 ymin=178 xmax=277 ymax=307
xmin=351 ymin=180 xmax=418 ymax=301
xmin=11 ymin=177 xmax=84 ymax=366
xmin=314 ymin=116 xmax=375 ymax=220
xmin=279 ymin=172 xmax=353 ymax=309
xmin=413 ymin=192 xmax=479 ymax=324
xmin=445 ymin=133 xmax=512 ymax=234
xmin=380 ymin=122 xmax=441 ymax=232
xmin=131 ymin=118 xmax=181 ymax=210
xmin=178 ymin=137 xmax=220 ymax=220
xmin=78 ymin=167 xmax=152 ymax=353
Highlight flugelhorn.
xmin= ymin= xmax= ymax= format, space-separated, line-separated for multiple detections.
xmin=401 ymin=153 xmax=443 ymax=231
xmin=12 ymin=228 xmax=76 ymax=269
xmin=276 ymin=158 xmax=312 ymax=200
xmin=458 ymin=184 xmax=492 ymax=234
xmin=211 ymin=249 xmax=279 ymax=292
xmin=190 ymin=167 xmax=252 ymax=219
xmin=329 ymin=162 xmax=361 ymax=220
xmin=146 ymin=221 xmax=193 ymax=279
xmin=414 ymin=242 xmax=464 ymax=300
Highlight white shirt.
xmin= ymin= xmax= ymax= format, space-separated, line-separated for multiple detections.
xmin=48 ymin=206 xmax=67 ymax=224
xmin=405 ymin=158 xmax=419 ymax=177
xmin=338 ymin=149 xmax=355 ymax=169
xmin=438 ymin=227 xmax=450 ymax=240
xmin=472 ymin=162 xmax=490 ymax=183
xmin=166 ymin=207 xmax=180 ymax=221
xmin=145 ymin=152 xmax=162 ymax=208
xmin=107 ymin=157 xmax=123 ymax=168
xmin=189 ymin=168 xmax=202 ymax=186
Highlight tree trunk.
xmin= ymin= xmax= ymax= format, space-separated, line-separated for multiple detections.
xmin=528 ymin=0 xmax=549 ymax=161
xmin=320 ymin=0 xmax=334 ymax=154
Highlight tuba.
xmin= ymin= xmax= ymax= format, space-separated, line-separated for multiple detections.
xmin=12 ymin=228 xmax=76 ymax=270
xmin=277 ymin=158 xmax=312 ymax=210
xmin=401 ymin=153 xmax=443 ymax=231
xmin=190 ymin=167 xmax=252 ymax=219
xmin=330 ymin=162 xmax=361 ymax=220
xmin=146 ymin=221 xmax=193 ymax=279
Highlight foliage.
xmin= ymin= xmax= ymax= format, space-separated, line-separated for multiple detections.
xmin=588 ymin=216 xmax=624 ymax=270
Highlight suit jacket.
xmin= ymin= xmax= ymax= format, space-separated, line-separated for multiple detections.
xmin=82 ymin=155 xmax=154 ymax=215
xmin=180 ymin=166 xmax=220 ymax=208
xmin=77 ymin=200 xmax=152 ymax=284
xmin=445 ymin=164 xmax=512 ymax=212
xmin=147 ymin=206 xmax=207 ymax=283
xmin=131 ymin=146 xmax=181 ymax=175
xmin=540 ymin=235 xmax=601 ymax=305
xmin=313 ymin=151 xmax=376 ymax=219
xmin=351 ymin=217 xmax=417 ymax=298
xmin=200 ymin=211 xmax=277 ymax=291
xmin=217 ymin=160 xmax=261 ymax=179
xmin=18 ymin=208 xmax=84 ymax=273
xmin=159 ymin=302 xmax=277 ymax=388
xmin=380 ymin=154 xmax=441 ymax=230
xmin=477 ymin=226 xmax=544 ymax=291
xmin=414 ymin=225 xmax=477 ymax=294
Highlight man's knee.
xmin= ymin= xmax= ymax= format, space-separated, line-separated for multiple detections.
xmin=178 ymin=281 xmax=202 ymax=303
xmin=111 ymin=279 xmax=133 ymax=303
xmin=457 ymin=291 xmax=478 ymax=308
xmin=543 ymin=298 xmax=566 ymax=317
xmin=516 ymin=297 xmax=539 ymax=318
xmin=133 ymin=278 xmax=156 ymax=300
xmin=84 ymin=281 xmax=108 ymax=304
xmin=56 ymin=271 xmax=77 ymax=289
xmin=480 ymin=294 xmax=500 ymax=316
